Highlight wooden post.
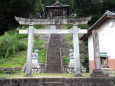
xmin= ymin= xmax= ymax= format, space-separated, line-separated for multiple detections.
xmin=25 ymin=25 xmax=34 ymax=76
xmin=73 ymin=25 xmax=81 ymax=76
xmin=92 ymin=30 xmax=101 ymax=69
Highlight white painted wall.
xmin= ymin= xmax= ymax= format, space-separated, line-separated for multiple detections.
xmin=88 ymin=18 xmax=115 ymax=61
xmin=88 ymin=35 xmax=94 ymax=60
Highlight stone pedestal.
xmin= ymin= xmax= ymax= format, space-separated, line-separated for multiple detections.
xmin=91 ymin=69 xmax=108 ymax=77
xmin=101 ymin=68 xmax=114 ymax=77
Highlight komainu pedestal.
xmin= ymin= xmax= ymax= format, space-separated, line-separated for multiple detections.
xmin=91 ymin=69 xmax=108 ymax=77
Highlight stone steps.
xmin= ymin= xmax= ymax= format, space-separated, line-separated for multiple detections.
xmin=45 ymin=34 xmax=62 ymax=73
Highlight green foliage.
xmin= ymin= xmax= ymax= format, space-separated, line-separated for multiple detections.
xmin=0 ymin=70 xmax=25 ymax=78
xmin=0 ymin=33 xmax=26 ymax=58
xmin=34 ymin=25 xmax=47 ymax=29
xmin=16 ymin=27 xmax=28 ymax=39
xmin=0 ymin=0 xmax=114 ymax=34
xmin=0 ymin=70 xmax=20 ymax=74
xmin=64 ymin=35 xmax=73 ymax=48
xmin=34 ymin=25 xmax=43 ymax=29
xmin=62 ymin=56 xmax=70 ymax=64
xmin=0 ymin=56 xmax=26 ymax=67
xmin=74 ymin=0 xmax=115 ymax=25
xmin=34 ymin=36 xmax=44 ymax=49
xmin=16 ymin=34 xmax=28 ymax=40
xmin=78 ymin=25 xmax=90 ymax=29
xmin=29 ymin=0 xmax=44 ymax=18
xmin=80 ymin=41 xmax=89 ymax=71
xmin=69 ymin=0 xmax=75 ymax=9
xmin=0 ymin=0 xmax=44 ymax=34
xmin=0 ymin=72 xmax=91 ymax=78
xmin=0 ymin=26 xmax=46 ymax=68
xmin=34 ymin=35 xmax=46 ymax=63
xmin=64 ymin=35 xmax=73 ymax=41
xmin=0 ymin=49 xmax=27 ymax=68
xmin=63 ymin=32 xmax=89 ymax=70
xmin=39 ymin=48 xmax=46 ymax=63
xmin=67 ymin=24 xmax=73 ymax=29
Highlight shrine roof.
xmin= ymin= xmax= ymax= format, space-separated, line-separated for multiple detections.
xmin=45 ymin=1 xmax=70 ymax=8
xmin=80 ymin=11 xmax=115 ymax=40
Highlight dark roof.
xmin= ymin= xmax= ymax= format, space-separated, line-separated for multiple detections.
xmin=45 ymin=1 xmax=70 ymax=8
xmin=52 ymin=1 xmax=63 ymax=6
xmin=80 ymin=11 xmax=115 ymax=40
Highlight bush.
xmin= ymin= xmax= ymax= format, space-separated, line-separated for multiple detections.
xmin=62 ymin=56 xmax=70 ymax=64
xmin=78 ymin=25 xmax=90 ymax=29
xmin=7 ymin=29 xmax=28 ymax=39
xmin=67 ymin=24 xmax=73 ymax=29
xmin=33 ymin=36 xmax=46 ymax=63
xmin=0 ymin=33 xmax=26 ymax=58
xmin=64 ymin=35 xmax=73 ymax=48
xmin=16 ymin=34 xmax=28 ymax=39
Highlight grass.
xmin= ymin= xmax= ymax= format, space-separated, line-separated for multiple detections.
xmin=0 ymin=37 xmax=46 ymax=67
xmin=78 ymin=25 xmax=90 ymax=29
xmin=0 ymin=51 xmax=27 ymax=67
xmin=34 ymin=35 xmax=46 ymax=63
xmin=63 ymin=24 xmax=73 ymax=29
xmin=0 ymin=71 xmax=90 ymax=78
xmin=38 ymin=48 xmax=46 ymax=63
xmin=64 ymin=34 xmax=73 ymax=47
xmin=82 ymin=73 xmax=90 ymax=77
xmin=34 ymin=25 xmax=48 ymax=29
xmin=0 ymin=32 xmax=46 ymax=68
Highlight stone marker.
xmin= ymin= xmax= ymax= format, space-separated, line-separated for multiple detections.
xmin=32 ymin=50 xmax=41 ymax=73
xmin=69 ymin=49 xmax=74 ymax=67
xmin=91 ymin=30 xmax=108 ymax=77
xmin=32 ymin=50 xmax=39 ymax=67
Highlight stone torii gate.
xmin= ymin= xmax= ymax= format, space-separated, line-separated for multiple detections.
xmin=15 ymin=17 xmax=91 ymax=76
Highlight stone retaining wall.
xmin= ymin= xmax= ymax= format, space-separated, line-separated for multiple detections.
xmin=0 ymin=77 xmax=115 ymax=86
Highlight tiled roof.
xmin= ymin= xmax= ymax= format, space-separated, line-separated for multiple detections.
xmin=51 ymin=1 xmax=63 ymax=6
xmin=45 ymin=1 xmax=69 ymax=8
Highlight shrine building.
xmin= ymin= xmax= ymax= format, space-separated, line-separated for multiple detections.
xmin=45 ymin=1 xmax=70 ymax=17
xmin=81 ymin=11 xmax=115 ymax=72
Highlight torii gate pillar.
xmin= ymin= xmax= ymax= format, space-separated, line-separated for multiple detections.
xmin=73 ymin=25 xmax=81 ymax=76
xmin=25 ymin=25 xmax=34 ymax=76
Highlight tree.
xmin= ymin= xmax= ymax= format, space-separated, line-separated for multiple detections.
xmin=27 ymin=0 xmax=44 ymax=18
xmin=0 ymin=0 xmax=43 ymax=34
xmin=80 ymin=41 xmax=89 ymax=71
xmin=103 ymin=0 xmax=115 ymax=12
xmin=74 ymin=0 xmax=115 ymax=25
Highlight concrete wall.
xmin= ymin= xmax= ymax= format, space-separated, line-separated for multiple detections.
xmin=88 ymin=18 xmax=115 ymax=70
xmin=0 ymin=78 xmax=115 ymax=86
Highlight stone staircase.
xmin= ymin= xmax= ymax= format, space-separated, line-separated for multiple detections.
xmin=45 ymin=34 xmax=62 ymax=73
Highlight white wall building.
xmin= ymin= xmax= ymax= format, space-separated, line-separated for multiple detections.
xmin=81 ymin=11 xmax=115 ymax=71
